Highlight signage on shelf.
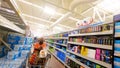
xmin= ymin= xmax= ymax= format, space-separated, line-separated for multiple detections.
xmin=76 ymin=17 xmax=94 ymax=28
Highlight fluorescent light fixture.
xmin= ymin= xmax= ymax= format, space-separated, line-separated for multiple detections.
xmin=97 ymin=0 xmax=120 ymax=13
xmin=44 ymin=6 xmax=55 ymax=15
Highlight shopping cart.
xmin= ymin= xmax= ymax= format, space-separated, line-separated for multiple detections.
xmin=27 ymin=53 xmax=51 ymax=68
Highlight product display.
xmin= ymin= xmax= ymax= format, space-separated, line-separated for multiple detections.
xmin=0 ymin=33 xmax=33 ymax=68
xmin=68 ymin=44 xmax=112 ymax=64
xmin=114 ymin=14 xmax=120 ymax=68
xmin=0 ymin=1 xmax=118 ymax=67
xmin=80 ymin=24 xmax=112 ymax=33
xmin=69 ymin=36 xmax=113 ymax=45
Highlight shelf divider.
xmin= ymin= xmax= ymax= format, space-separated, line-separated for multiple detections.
xmin=69 ymin=30 xmax=113 ymax=37
xmin=68 ymin=42 xmax=112 ymax=50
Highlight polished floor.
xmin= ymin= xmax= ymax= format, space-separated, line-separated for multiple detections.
xmin=46 ymin=55 xmax=65 ymax=68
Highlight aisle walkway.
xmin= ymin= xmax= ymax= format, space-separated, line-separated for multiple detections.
xmin=46 ymin=55 xmax=65 ymax=68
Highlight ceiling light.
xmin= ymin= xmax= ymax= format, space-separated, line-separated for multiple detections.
xmin=44 ymin=6 xmax=55 ymax=15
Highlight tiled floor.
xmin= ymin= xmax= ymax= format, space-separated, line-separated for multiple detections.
xmin=46 ymin=55 xmax=65 ymax=68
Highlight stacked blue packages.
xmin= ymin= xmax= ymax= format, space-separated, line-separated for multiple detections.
xmin=7 ymin=51 xmax=21 ymax=60
xmin=114 ymin=57 xmax=120 ymax=68
xmin=24 ymin=37 xmax=33 ymax=45
xmin=114 ymin=40 xmax=120 ymax=53
xmin=115 ymin=22 xmax=120 ymax=26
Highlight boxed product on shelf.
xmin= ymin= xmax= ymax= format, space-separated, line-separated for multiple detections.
xmin=21 ymin=50 xmax=30 ymax=58
xmin=115 ymin=29 xmax=120 ymax=33
xmin=71 ymin=46 xmax=78 ymax=53
xmin=81 ymin=46 xmax=88 ymax=56
xmin=96 ymin=64 xmax=101 ymax=68
xmin=114 ymin=40 xmax=120 ymax=53
xmin=24 ymin=37 xmax=33 ymax=45
xmin=7 ymin=34 xmax=21 ymax=45
xmin=14 ymin=45 xmax=24 ymax=51
xmin=63 ymin=33 xmax=68 ymax=37
xmin=87 ymin=49 xmax=96 ymax=59
xmin=95 ymin=49 xmax=101 ymax=60
xmin=115 ymin=22 xmax=120 ymax=26
xmin=7 ymin=51 xmax=21 ymax=60
xmin=0 ymin=45 xmax=6 ymax=57
xmin=104 ymin=50 xmax=112 ymax=63
xmin=66 ymin=58 xmax=80 ymax=68
xmin=56 ymin=50 xmax=66 ymax=62
xmin=22 ymin=45 xmax=32 ymax=50
xmin=114 ymin=14 xmax=120 ymax=21
xmin=114 ymin=57 xmax=120 ymax=68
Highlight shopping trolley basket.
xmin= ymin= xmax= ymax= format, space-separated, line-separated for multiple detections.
xmin=28 ymin=54 xmax=51 ymax=68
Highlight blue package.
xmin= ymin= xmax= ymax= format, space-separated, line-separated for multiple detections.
xmin=22 ymin=45 xmax=31 ymax=50
xmin=115 ymin=29 xmax=120 ymax=33
xmin=114 ymin=57 xmax=120 ymax=62
xmin=115 ymin=22 xmax=120 ymax=26
xmin=114 ymin=47 xmax=120 ymax=52
xmin=21 ymin=50 xmax=29 ymax=58
xmin=0 ymin=46 xmax=6 ymax=57
xmin=14 ymin=45 xmax=24 ymax=51
xmin=7 ymin=51 xmax=20 ymax=60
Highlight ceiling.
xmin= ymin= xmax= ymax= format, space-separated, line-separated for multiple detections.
xmin=1 ymin=0 xmax=120 ymax=37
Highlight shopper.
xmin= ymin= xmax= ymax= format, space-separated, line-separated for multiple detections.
xmin=33 ymin=37 xmax=46 ymax=54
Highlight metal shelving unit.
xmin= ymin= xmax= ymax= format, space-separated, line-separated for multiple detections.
xmin=54 ymin=42 xmax=67 ymax=47
xmin=68 ymin=42 xmax=112 ymax=50
xmin=69 ymin=30 xmax=113 ymax=37
xmin=45 ymin=37 xmax=68 ymax=40
xmin=46 ymin=32 xmax=69 ymax=68
xmin=67 ymin=50 xmax=112 ymax=68
xmin=66 ymin=56 xmax=90 ymax=68
xmin=0 ymin=15 xmax=25 ymax=34
xmin=113 ymin=14 xmax=120 ymax=68
xmin=55 ymin=48 xmax=66 ymax=54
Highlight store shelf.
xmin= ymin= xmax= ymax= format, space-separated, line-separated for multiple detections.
xmin=49 ymin=45 xmax=55 ymax=48
xmin=115 ymin=33 xmax=120 ymax=37
xmin=67 ymin=50 xmax=112 ymax=68
xmin=115 ymin=26 xmax=120 ymax=29
xmin=47 ymin=43 xmax=55 ymax=48
xmin=54 ymin=42 xmax=67 ymax=47
xmin=68 ymin=42 xmax=112 ymax=50
xmin=46 ymin=37 xmax=68 ymax=39
xmin=55 ymin=48 xmax=66 ymax=54
xmin=0 ymin=15 xmax=25 ymax=34
xmin=69 ymin=30 xmax=113 ymax=37
xmin=66 ymin=56 xmax=90 ymax=68
xmin=46 ymin=40 xmax=54 ymax=44
xmin=48 ymin=50 xmax=70 ymax=68
xmin=114 ymin=53 xmax=120 ymax=57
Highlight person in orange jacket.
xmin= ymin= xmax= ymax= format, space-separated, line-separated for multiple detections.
xmin=33 ymin=37 xmax=46 ymax=54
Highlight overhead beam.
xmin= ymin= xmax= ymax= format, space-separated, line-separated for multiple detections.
xmin=22 ymin=13 xmax=73 ymax=29
xmin=50 ymin=12 xmax=71 ymax=28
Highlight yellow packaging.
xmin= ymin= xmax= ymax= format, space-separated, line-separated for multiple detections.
xmin=81 ymin=46 xmax=88 ymax=56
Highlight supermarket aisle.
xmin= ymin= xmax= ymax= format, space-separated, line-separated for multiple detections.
xmin=46 ymin=54 xmax=65 ymax=68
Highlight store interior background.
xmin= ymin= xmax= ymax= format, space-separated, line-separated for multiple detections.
xmin=0 ymin=0 xmax=119 ymax=37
